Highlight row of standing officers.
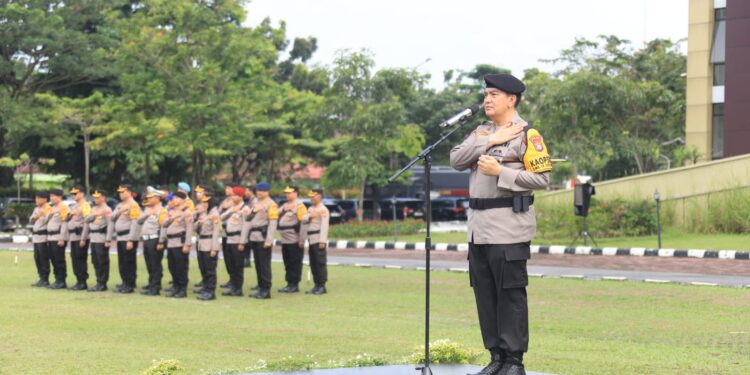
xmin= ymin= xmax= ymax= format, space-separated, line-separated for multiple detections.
xmin=28 ymin=182 xmax=330 ymax=300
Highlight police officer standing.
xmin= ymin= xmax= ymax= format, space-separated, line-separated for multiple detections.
xmin=219 ymin=186 xmax=251 ymax=296
xmin=194 ymin=190 xmax=221 ymax=301
xmin=450 ymin=74 xmax=551 ymax=375
xmin=106 ymin=184 xmax=142 ymax=294
xmin=246 ymin=181 xmax=278 ymax=299
xmin=242 ymin=184 xmax=257 ymax=268
xmin=277 ymin=186 xmax=308 ymax=294
xmin=305 ymin=189 xmax=329 ymax=295
xmin=138 ymin=189 xmax=168 ymax=296
xmin=47 ymin=189 xmax=69 ymax=289
xmin=177 ymin=182 xmax=195 ymax=213
xmin=67 ymin=186 xmax=91 ymax=291
xmin=158 ymin=191 xmax=193 ymax=298
xmin=30 ymin=191 xmax=51 ymax=288
xmin=85 ymin=190 xmax=112 ymax=292
xmin=218 ymin=184 xmax=236 ymax=289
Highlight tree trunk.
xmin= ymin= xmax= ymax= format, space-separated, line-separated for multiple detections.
xmin=83 ymin=132 xmax=91 ymax=194
xmin=143 ymin=150 xmax=150 ymax=188
xmin=357 ymin=177 xmax=366 ymax=222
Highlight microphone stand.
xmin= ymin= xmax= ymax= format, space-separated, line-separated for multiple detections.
xmin=389 ymin=115 xmax=474 ymax=375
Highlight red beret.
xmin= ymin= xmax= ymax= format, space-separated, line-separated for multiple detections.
xmin=232 ymin=186 xmax=245 ymax=196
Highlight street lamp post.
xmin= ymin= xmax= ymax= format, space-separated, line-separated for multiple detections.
xmin=654 ymin=190 xmax=662 ymax=249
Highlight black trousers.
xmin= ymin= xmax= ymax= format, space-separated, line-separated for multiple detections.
xmin=281 ymin=243 xmax=303 ymax=285
xmin=251 ymin=241 xmax=272 ymax=290
xmin=225 ymin=243 xmax=245 ymax=291
xmin=33 ymin=242 xmax=51 ymax=282
xmin=469 ymin=242 xmax=530 ymax=354
xmin=308 ymin=243 xmax=328 ymax=286
xmin=116 ymin=241 xmax=137 ymax=288
xmin=90 ymin=242 xmax=110 ymax=285
xmin=47 ymin=240 xmax=67 ymax=283
xmin=167 ymin=247 xmax=189 ymax=289
xmin=197 ymin=251 xmax=218 ymax=292
xmin=70 ymin=239 xmax=89 ymax=284
xmin=142 ymin=239 xmax=164 ymax=290
xmin=197 ymin=247 xmax=206 ymax=284
xmin=221 ymin=236 xmax=231 ymax=282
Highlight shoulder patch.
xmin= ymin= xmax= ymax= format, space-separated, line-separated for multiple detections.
xmin=296 ymin=204 xmax=308 ymax=221
xmin=59 ymin=204 xmax=70 ymax=220
xmin=81 ymin=202 xmax=92 ymax=218
xmin=523 ymin=128 xmax=552 ymax=173
xmin=129 ymin=203 xmax=142 ymax=220
xmin=268 ymin=203 xmax=279 ymax=220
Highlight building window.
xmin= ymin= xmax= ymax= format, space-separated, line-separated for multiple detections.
xmin=712 ymin=103 xmax=724 ymax=159
xmin=713 ymin=63 xmax=725 ymax=86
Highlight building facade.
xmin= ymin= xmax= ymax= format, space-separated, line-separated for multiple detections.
xmin=686 ymin=0 xmax=750 ymax=160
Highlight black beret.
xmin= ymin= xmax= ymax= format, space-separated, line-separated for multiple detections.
xmin=49 ymin=189 xmax=64 ymax=197
xmin=35 ymin=191 xmax=50 ymax=199
xmin=173 ymin=191 xmax=187 ymax=200
xmin=484 ymin=74 xmax=526 ymax=95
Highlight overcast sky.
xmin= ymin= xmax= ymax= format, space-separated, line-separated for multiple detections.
xmin=243 ymin=0 xmax=688 ymax=88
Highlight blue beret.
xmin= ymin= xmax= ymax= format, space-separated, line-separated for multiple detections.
xmin=256 ymin=181 xmax=271 ymax=191
xmin=177 ymin=182 xmax=191 ymax=193
xmin=484 ymin=74 xmax=526 ymax=95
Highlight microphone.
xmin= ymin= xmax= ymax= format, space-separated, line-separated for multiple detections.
xmin=439 ymin=104 xmax=481 ymax=128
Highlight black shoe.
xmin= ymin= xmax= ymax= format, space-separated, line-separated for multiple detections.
xmin=219 ymin=282 xmax=231 ymax=289
xmin=305 ymin=286 xmax=319 ymax=295
xmin=163 ymin=286 xmax=175 ymax=294
xmin=32 ymin=280 xmax=49 ymax=287
xmin=141 ymin=285 xmax=150 ymax=290
xmin=197 ymin=291 xmax=215 ymax=301
xmin=250 ymin=285 xmax=260 ymax=291
xmin=49 ymin=281 xmax=67 ymax=290
xmin=116 ymin=286 xmax=134 ymax=294
xmin=69 ymin=283 xmax=87 ymax=291
xmin=170 ymin=289 xmax=187 ymax=298
xmin=252 ymin=289 xmax=271 ymax=299
xmin=497 ymin=363 xmax=525 ymax=375
xmin=88 ymin=283 xmax=106 ymax=292
xmin=194 ymin=281 xmax=204 ymax=288
xmin=312 ymin=285 xmax=327 ymax=295
xmin=222 ymin=289 xmax=242 ymax=297
xmin=468 ymin=353 xmax=504 ymax=375
xmin=278 ymin=284 xmax=299 ymax=293
xmin=193 ymin=288 xmax=206 ymax=294
xmin=140 ymin=288 xmax=160 ymax=296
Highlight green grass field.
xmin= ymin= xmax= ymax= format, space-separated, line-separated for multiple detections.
xmin=343 ymin=228 xmax=750 ymax=251
xmin=1 ymin=250 xmax=749 ymax=375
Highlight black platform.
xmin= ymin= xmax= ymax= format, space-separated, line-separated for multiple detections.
xmin=250 ymin=364 xmax=554 ymax=375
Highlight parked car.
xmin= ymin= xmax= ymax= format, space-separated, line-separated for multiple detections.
xmin=379 ymin=198 xmax=425 ymax=220
xmin=430 ymin=196 xmax=469 ymax=221
xmin=337 ymin=199 xmax=358 ymax=221
xmin=322 ymin=199 xmax=346 ymax=225
xmin=0 ymin=197 xmax=34 ymax=231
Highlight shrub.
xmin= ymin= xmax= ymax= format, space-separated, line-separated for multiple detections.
xmin=141 ymin=359 xmax=182 ymax=375
xmin=329 ymin=219 xmax=423 ymax=238
xmin=406 ymin=339 xmax=483 ymax=365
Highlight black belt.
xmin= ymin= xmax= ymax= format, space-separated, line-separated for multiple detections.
xmin=250 ymin=225 xmax=268 ymax=233
xmin=468 ymin=196 xmax=534 ymax=213
xmin=47 ymin=230 xmax=60 ymax=236
xmin=116 ymin=230 xmax=130 ymax=236
xmin=167 ymin=232 xmax=185 ymax=239
xmin=307 ymin=230 xmax=320 ymax=235
xmin=199 ymin=234 xmax=213 ymax=239
xmin=90 ymin=228 xmax=106 ymax=234
xmin=70 ymin=228 xmax=83 ymax=235
xmin=225 ymin=231 xmax=240 ymax=237
xmin=278 ymin=223 xmax=300 ymax=233
xmin=33 ymin=230 xmax=48 ymax=235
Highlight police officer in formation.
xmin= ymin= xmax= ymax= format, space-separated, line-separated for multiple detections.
xmin=27 ymin=183 xmax=332 ymax=301
xmin=451 ymin=74 xmax=551 ymax=375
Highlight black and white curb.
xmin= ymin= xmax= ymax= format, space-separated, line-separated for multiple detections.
xmin=4 ymin=234 xmax=748 ymax=260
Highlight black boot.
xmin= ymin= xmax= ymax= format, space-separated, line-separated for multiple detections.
xmin=140 ymin=287 xmax=160 ymax=296
xmin=252 ymin=288 xmax=271 ymax=299
xmin=250 ymin=285 xmax=260 ymax=291
xmin=305 ymin=285 xmax=320 ymax=295
xmin=194 ymin=281 xmax=204 ymax=287
xmin=468 ymin=352 xmax=504 ymax=375
xmin=88 ymin=283 xmax=106 ymax=292
xmin=116 ymin=285 xmax=134 ymax=294
xmin=219 ymin=282 xmax=231 ymax=289
xmin=170 ymin=288 xmax=187 ymax=298
xmin=32 ymin=280 xmax=49 ymax=288
xmin=222 ymin=288 xmax=242 ymax=297
xmin=193 ymin=288 xmax=206 ymax=294
xmin=497 ymin=353 xmax=525 ymax=375
xmin=197 ymin=291 xmax=215 ymax=301
xmin=49 ymin=280 xmax=67 ymax=290
xmin=278 ymin=284 xmax=299 ymax=293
